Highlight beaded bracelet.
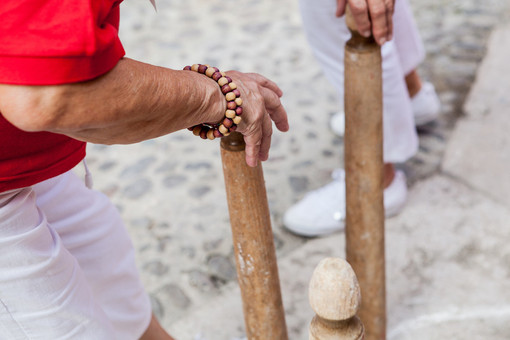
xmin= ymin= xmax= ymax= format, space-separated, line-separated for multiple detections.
xmin=184 ymin=64 xmax=243 ymax=140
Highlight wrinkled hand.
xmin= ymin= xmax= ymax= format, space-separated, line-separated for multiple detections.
xmin=336 ymin=0 xmax=395 ymax=45
xmin=225 ymin=71 xmax=289 ymax=167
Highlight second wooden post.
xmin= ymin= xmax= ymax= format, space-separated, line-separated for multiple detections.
xmin=344 ymin=9 xmax=386 ymax=340
xmin=220 ymin=132 xmax=288 ymax=340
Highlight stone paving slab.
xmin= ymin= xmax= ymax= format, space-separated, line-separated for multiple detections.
xmin=169 ymin=175 xmax=510 ymax=339
xmin=443 ymin=24 xmax=510 ymax=207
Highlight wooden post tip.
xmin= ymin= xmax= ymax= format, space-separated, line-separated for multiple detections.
xmin=309 ymin=257 xmax=361 ymax=321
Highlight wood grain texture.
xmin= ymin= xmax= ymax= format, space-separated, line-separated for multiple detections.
xmin=344 ymin=10 xmax=386 ymax=340
xmin=220 ymin=132 xmax=288 ymax=340
xmin=308 ymin=257 xmax=365 ymax=340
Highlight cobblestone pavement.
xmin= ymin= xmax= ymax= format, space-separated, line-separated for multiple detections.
xmin=82 ymin=0 xmax=510 ymax=337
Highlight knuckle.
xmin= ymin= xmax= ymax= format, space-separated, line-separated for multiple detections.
xmin=370 ymin=4 xmax=386 ymax=17
xmin=349 ymin=0 xmax=366 ymax=12
xmin=350 ymin=4 xmax=366 ymax=14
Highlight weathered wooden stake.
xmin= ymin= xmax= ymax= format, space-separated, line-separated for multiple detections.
xmin=220 ymin=132 xmax=288 ymax=340
xmin=344 ymin=7 xmax=386 ymax=340
xmin=309 ymin=257 xmax=364 ymax=340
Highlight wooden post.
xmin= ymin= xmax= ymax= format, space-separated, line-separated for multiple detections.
xmin=344 ymin=7 xmax=386 ymax=340
xmin=220 ymin=132 xmax=288 ymax=340
xmin=309 ymin=257 xmax=364 ymax=340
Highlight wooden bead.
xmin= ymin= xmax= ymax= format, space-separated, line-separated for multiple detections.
xmin=198 ymin=64 xmax=208 ymax=74
xmin=225 ymin=92 xmax=236 ymax=101
xmin=219 ymin=125 xmax=229 ymax=134
xmin=212 ymin=72 xmax=222 ymax=81
xmin=192 ymin=126 xmax=202 ymax=136
xmin=184 ymin=64 xmax=242 ymax=142
xmin=213 ymin=129 xmax=223 ymax=138
xmin=206 ymin=67 xmax=216 ymax=77
xmin=223 ymin=118 xmax=233 ymax=128
xmin=184 ymin=65 xmax=192 ymax=71
xmin=221 ymin=84 xmax=232 ymax=94
xmin=227 ymin=101 xmax=237 ymax=110
xmin=218 ymin=77 xmax=229 ymax=87
xmin=225 ymin=109 xmax=236 ymax=118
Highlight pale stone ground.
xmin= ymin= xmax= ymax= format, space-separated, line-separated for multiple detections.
xmin=78 ymin=1 xmax=510 ymax=339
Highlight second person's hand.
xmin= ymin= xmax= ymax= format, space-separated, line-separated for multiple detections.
xmin=335 ymin=0 xmax=395 ymax=45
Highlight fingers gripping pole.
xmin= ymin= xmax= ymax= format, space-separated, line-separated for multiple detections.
xmin=344 ymin=7 xmax=386 ymax=340
xmin=309 ymin=258 xmax=365 ymax=340
xmin=220 ymin=132 xmax=288 ymax=340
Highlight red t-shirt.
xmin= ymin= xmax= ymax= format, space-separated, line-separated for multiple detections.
xmin=0 ymin=0 xmax=126 ymax=192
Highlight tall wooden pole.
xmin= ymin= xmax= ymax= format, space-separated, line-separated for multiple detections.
xmin=344 ymin=8 xmax=386 ymax=340
xmin=220 ymin=132 xmax=288 ymax=340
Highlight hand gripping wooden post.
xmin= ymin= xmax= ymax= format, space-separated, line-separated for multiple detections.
xmin=220 ymin=132 xmax=288 ymax=340
xmin=344 ymin=7 xmax=386 ymax=340
xmin=309 ymin=257 xmax=364 ymax=340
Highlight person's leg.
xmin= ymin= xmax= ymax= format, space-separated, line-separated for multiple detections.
xmin=406 ymin=68 xmax=441 ymax=125
xmin=393 ymin=0 xmax=441 ymax=124
xmin=0 ymin=187 xmax=117 ymax=339
xmin=285 ymin=0 xmax=417 ymax=236
xmin=298 ymin=0 xmax=349 ymax=100
xmin=140 ymin=314 xmax=176 ymax=340
xmin=299 ymin=0 xmax=417 ymax=163
xmin=392 ymin=0 xmax=425 ymax=77
xmin=404 ymin=69 xmax=422 ymax=98
xmin=33 ymin=170 xmax=173 ymax=339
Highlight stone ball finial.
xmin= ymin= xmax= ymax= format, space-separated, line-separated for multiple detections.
xmin=309 ymin=257 xmax=361 ymax=321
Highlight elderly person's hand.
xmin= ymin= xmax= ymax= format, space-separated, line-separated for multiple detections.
xmin=336 ymin=0 xmax=395 ymax=45
xmin=0 ymin=59 xmax=288 ymax=168
xmin=225 ymin=71 xmax=288 ymax=167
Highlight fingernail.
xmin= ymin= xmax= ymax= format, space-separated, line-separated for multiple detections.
xmin=362 ymin=30 xmax=371 ymax=37
xmin=378 ymin=37 xmax=387 ymax=45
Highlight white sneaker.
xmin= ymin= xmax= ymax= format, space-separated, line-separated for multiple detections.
xmin=329 ymin=110 xmax=346 ymax=137
xmin=330 ymin=81 xmax=441 ymax=136
xmin=283 ymin=169 xmax=407 ymax=237
xmin=411 ymin=81 xmax=441 ymax=126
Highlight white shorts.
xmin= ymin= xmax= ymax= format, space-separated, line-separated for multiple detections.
xmin=299 ymin=0 xmax=424 ymax=163
xmin=0 ymin=170 xmax=152 ymax=340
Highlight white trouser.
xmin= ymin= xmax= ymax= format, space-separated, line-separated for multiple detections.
xmin=299 ymin=0 xmax=424 ymax=163
xmin=0 ymin=171 xmax=152 ymax=339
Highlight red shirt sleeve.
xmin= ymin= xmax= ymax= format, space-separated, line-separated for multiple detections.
xmin=0 ymin=0 xmax=125 ymax=85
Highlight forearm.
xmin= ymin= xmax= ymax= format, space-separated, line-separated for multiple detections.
xmin=0 ymin=58 xmax=225 ymax=144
